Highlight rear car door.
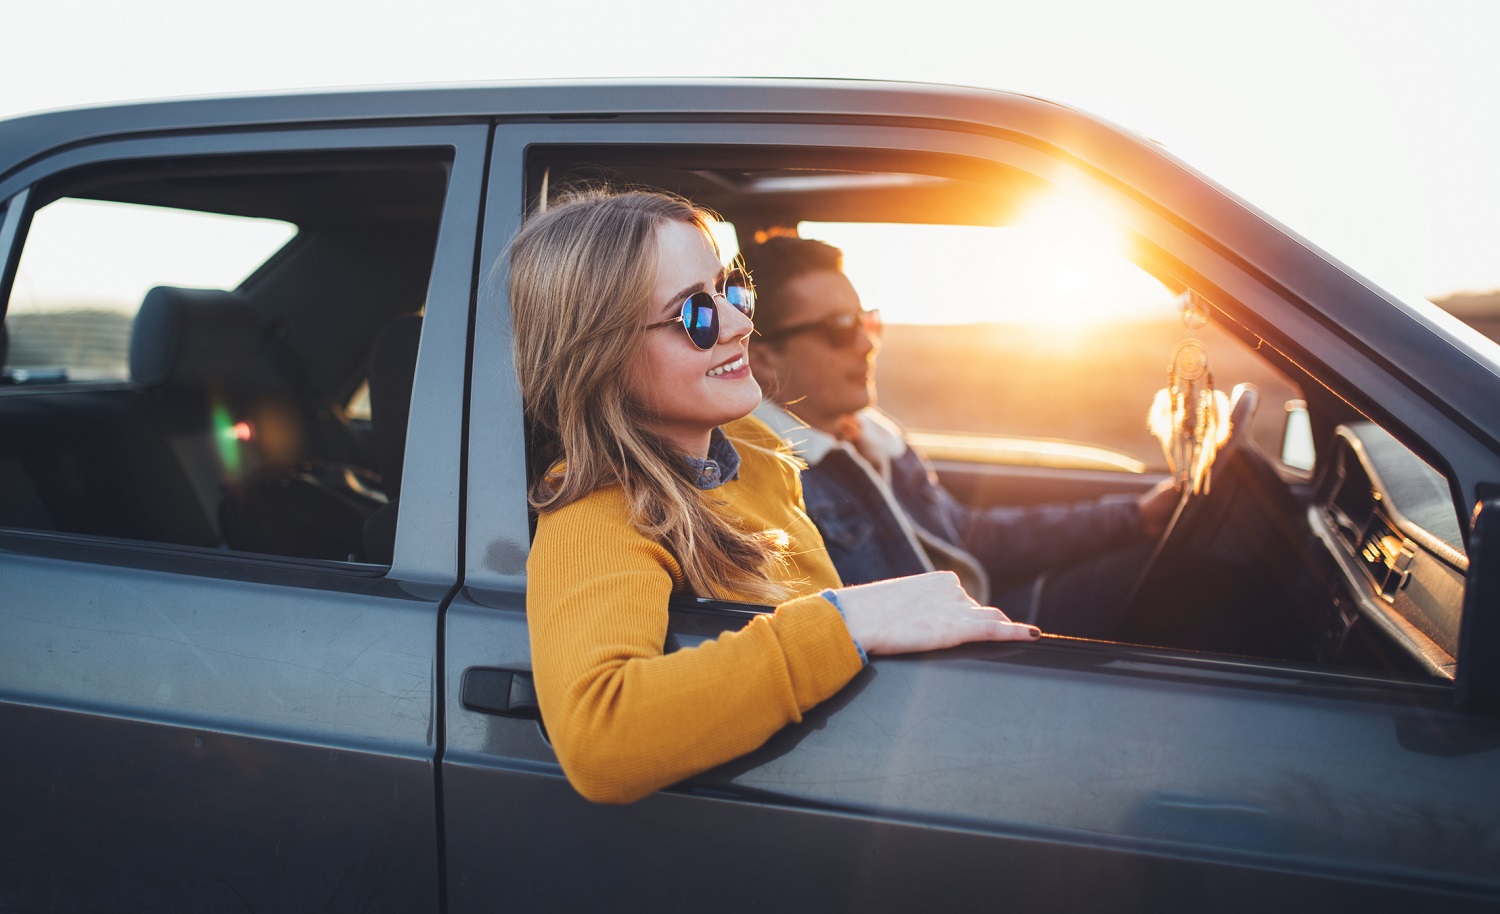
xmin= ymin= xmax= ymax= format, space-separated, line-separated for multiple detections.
xmin=0 ymin=119 xmax=487 ymax=909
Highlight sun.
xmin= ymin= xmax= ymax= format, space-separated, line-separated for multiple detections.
xmin=1006 ymin=190 xmax=1160 ymax=332
xmin=800 ymin=193 xmax=1172 ymax=329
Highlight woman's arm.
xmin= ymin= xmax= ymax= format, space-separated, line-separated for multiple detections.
xmin=528 ymin=488 xmax=864 ymax=804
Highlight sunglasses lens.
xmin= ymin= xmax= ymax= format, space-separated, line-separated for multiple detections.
xmin=682 ymin=292 xmax=719 ymax=350
xmin=827 ymin=321 xmax=858 ymax=348
xmin=822 ymin=310 xmax=881 ymax=348
xmin=725 ymin=270 xmax=755 ymax=318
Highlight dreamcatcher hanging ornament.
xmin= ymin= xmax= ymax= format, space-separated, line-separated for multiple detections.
xmin=1148 ymin=293 xmax=1231 ymax=494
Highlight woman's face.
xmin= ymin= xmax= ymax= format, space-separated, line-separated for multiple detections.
xmin=625 ymin=219 xmax=761 ymax=456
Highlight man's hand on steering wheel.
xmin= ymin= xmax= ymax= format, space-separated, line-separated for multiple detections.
xmin=1137 ymin=480 xmax=1180 ymax=540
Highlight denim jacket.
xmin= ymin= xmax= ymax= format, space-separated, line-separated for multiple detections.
xmin=753 ymin=402 xmax=1145 ymax=605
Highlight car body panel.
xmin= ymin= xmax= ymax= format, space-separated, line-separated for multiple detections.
xmin=0 ymin=541 xmax=444 ymax=908
xmin=444 ymin=592 xmax=1500 ymax=908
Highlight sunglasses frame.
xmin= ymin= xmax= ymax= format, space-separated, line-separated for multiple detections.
xmin=645 ymin=269 xmax=756 ymax=351
xmin=759 ymin=308 xmax=882 ymax=349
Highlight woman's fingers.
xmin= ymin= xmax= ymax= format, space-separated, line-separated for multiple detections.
xmin=987 ymin=618 xmax=1044 ymax=642
xmin=976 ymin=605 xmax=1015 ymax=624
xmin=967 ymin=607 xmax=1039 ymax=641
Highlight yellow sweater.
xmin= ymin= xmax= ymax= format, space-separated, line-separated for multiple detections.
xmin=527 ymin=415 xmax=862 ymax=804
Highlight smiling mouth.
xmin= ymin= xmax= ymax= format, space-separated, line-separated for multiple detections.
xmin=706 ymin=356 xmax=746 ymax=377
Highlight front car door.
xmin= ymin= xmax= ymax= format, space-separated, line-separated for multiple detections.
xmin=442 ymin=83 xmax=1500 ymax=911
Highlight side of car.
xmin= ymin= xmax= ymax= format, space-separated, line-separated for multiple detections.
xmin=1 ymin=82 xmax=1498 ymax=912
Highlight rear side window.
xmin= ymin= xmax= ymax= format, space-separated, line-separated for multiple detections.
xmin=0 ymin=150 xmax=449 ymax=564
xmin=5 ymin=199 xmax=294 ymax=383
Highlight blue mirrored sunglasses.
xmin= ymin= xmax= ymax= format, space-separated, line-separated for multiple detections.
xmin=645 ymin=269 xmax=755 ymax=350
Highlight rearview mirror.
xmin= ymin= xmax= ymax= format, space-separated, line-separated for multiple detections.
xmin=1281 ymin=400 xmax=1315 ymax=471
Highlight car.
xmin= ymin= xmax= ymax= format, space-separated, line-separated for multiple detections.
xmin=1 ymin=79 xmax=1498 ymax=912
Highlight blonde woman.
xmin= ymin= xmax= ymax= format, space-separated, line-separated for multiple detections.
xmin=509 ymin=189 xmax=1041 ymax=804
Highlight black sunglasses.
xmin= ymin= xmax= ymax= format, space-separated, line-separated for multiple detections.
xmin=759 ymin=308 xmax=882 ymax=348
xmin=644 ymin=269 xmax=756 ymax=351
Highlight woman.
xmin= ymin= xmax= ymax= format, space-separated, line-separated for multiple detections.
xmin=510 ymin=189 xmax=1040 ymax=804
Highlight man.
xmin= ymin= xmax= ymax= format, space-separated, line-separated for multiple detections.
xmin=743 ymin=236 xmax=1175 ymax=635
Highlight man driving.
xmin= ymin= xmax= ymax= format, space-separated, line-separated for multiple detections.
xmin=744 ymin=236 xmax=1176 ymax=635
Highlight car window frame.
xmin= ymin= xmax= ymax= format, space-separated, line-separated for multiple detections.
xmin=0 ymin=187 xmax=28 ymax=309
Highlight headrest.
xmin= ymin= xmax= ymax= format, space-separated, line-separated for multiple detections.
xmin=129 ymin=287 xmax=266 ymax=388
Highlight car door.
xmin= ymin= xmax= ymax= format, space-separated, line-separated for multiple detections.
xmin=441 ymin=98 xmax=1500 ymax=912
xmin=0 ymin=120 xmax=487 ymax=909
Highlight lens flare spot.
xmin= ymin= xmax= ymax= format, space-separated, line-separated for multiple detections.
xmin=210 ymin=402 xmax=244 ymax=479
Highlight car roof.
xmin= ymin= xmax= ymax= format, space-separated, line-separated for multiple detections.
xmin=0 ymin=79 xmax=1103 ymax=180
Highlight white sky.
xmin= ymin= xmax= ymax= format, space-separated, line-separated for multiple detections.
xmin=3 ymin=0 xmax=1497 ymax=303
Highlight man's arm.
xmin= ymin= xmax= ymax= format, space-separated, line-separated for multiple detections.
xmin=893 ymin=447 xmax=1159 ymax=585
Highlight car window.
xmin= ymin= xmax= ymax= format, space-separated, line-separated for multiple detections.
xmin=0 ymin=150 xmax=450 ymax=563
xmin=529 ymin=144 xmax=1465 ymax=686
xmin=708 ymin=220 xmax=741 ymax=266
xmin=5 ymin=200 xmax=295 ymax=384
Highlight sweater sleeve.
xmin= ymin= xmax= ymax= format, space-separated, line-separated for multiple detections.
xmin=527 ymin=487 xmax=864 ymax=804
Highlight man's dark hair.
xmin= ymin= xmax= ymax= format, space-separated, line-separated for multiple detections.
xmin=739 ymin=236 xmax=844 ymax=333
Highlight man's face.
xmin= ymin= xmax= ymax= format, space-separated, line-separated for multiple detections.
xmin=750 ymin=268 xmax=879 ymax=433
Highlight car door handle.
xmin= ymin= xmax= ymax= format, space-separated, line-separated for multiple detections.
xmin=461 ymin=667 xmax=540 ymax=719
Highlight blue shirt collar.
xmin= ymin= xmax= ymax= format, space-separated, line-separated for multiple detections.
xmin=683 ymin=427 xmax=742 ymax=490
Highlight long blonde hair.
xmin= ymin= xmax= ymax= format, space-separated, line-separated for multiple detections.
xmin=509 ymin=189 xmax=790 ymax=603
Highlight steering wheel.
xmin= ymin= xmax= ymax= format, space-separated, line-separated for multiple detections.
xmin=1115 ymin=382 xmax=1262 ymax=644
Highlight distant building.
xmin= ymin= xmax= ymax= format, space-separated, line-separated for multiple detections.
xmin=5 ymin=308 xmax=134 ymax=381
xmin=1433 ymin=290 xmax=1500 ymax=343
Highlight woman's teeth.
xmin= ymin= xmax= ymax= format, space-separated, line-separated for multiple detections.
xmin=706 ymin=356 xmax=746 ymax=377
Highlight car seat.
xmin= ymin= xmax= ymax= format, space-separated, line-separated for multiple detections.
xmin=132 ymin=286 xmax=382 ymax=560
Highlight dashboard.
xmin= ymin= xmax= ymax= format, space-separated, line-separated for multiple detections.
xmin=1310 ymin=423 xmax=1467 ymax=679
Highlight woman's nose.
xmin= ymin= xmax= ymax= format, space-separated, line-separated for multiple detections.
xmin=718 ymin=296 xmax=754 ymax=341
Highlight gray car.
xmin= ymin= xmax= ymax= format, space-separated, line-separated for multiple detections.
xmin=1 ymin=80 xmax=1497 ymax=912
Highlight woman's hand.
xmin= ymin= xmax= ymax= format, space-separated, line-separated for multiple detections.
xmin=835 ymin=571 xmax=1041 ymax=656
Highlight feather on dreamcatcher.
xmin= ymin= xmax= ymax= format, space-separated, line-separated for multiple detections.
xmin=1148 ymin=293 xmax=1230 ymax=494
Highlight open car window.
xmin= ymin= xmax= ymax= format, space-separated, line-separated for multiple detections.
xmin=530 ymin=144 xmax=1468 ymax=688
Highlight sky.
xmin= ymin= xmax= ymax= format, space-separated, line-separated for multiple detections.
xmin=3 ymin=0 xmax=1497 ymax=305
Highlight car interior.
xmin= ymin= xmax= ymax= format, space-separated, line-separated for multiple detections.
xmin=0 ymin=141 xmax=1468 ymax=688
